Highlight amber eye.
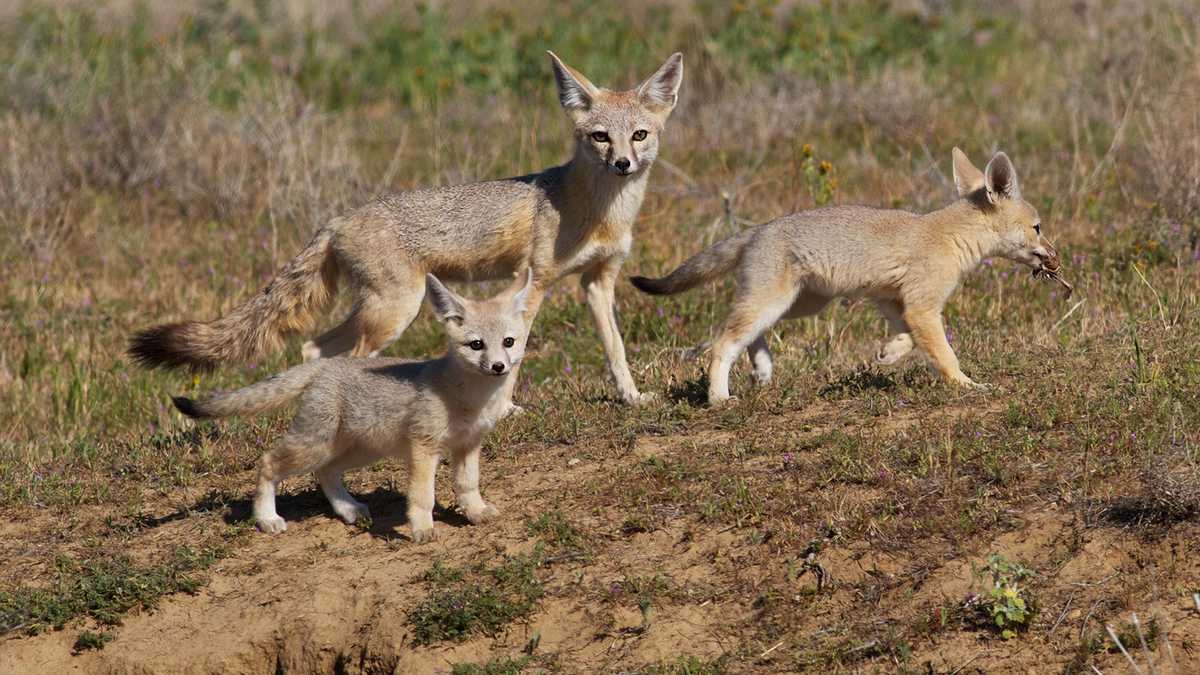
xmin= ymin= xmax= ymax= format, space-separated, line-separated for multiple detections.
xmin=632 ymin=129 xmax=648 ymax=142
xmin=590 ymin=131 xmax=610 ymax=143
xmin=468 ymin=340 xmax=484 ymax=351
xmin=503 ymin=337 xmax=515 ymax=348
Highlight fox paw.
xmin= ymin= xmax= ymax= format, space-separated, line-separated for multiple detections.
xmin=874 ymin=349 xmax=902 ymax=366
xmin=954 ymin=377 xmax=993 ymax=391
xmin=467 ymin=504 xmax=501 ymax=525
xmin=257 ymin=515 xmax=288 ymax=534
xmin=626 ymin=391 xmax=658 ymax=406
xmin=501 ymin=402 xmax=526 ymax=418
xmin=875 ymin=336 xmax=914 ymax=366
xmin=411 ymin=527 xmax=438 ymax=544
xmin=334 ymin=502 xmax=371 ymax=526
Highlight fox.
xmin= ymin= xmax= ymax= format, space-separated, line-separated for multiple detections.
xmin=170 ymin=271 xmax=533 ymax=541
xmin=130 ymin=51 xmax=685 ymax=411
xmin=631 ymin=148 xmax=1063 ymax=405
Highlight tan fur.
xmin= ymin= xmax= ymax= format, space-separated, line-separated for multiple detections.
xmin=128 ymin=226 xmax=339 ymax=370
xmin=632 ymin=149 xmax=1059 ymax=405
xmin=172 ymin=272 xmax=534 ymax=541
xmin=130 ymin=52 xmax=684 ymax=407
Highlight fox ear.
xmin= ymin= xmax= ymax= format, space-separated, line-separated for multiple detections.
xmin=426 ymin=274 xmax=466 ymax=324
xmin=637 ymin=52 xmax=683 ymax=111
xmin=952 ymin=147 xmax=986 ymax=197
xmin=548 ymin=51 xmax=599 ymax=112
xmin=509 ymin=268 xmax=534 ymax=316
xmin=984 ymin=151 xmax=1021 ymax=203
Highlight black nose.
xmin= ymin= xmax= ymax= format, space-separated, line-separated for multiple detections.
xmin=491 ymin=362 xmax=505 ymax=373
xmin=614 ymin=158 xmax=630 ymax=171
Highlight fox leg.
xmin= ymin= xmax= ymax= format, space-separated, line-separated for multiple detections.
xmin=256 ymin=415 xmax=337 ymax=533
xmin=302 ymin=313 xmax=358 ymax=362
xmin=747 ymin=335 xmax=773 ymax=385
xmin=708 ymin=284 xmax=802 ymax=404
xmin=450 ymin=444 xmax=498 ymax=524
xmin=785 ymin=291 xmax=833 ymax=320
xmin=873 ymin=299 xmax=914 ymax=366
xmin=903 ymin=305 xmax=986 ymax=389
xmin=352 ymin=282 xmax=426 ymax=357
xmin=748 ymin=291 xmax=831 ymax=386
xmin=315 ymin=447 xmax=377 ymax=525
xmin=406 ymin=447 xmax=440 ymax=543
xmin=302 ymin=273 xmax=425 ymax=361
xmin=582 ymin=256 xmax=649 ymax=405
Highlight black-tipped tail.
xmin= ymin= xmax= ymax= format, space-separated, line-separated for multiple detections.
xmin=630 ymin=275 xmax=672 ymax=295
xmin=128 ymin=322 xmax=217 ymax=372
xmin=172 ymin=396 xmax=205 ymax=419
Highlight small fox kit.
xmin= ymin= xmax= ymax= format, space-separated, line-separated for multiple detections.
xmin=632 ymin=149 xmax=1061 ymax=405
xmin=172 ymin=271 xmax=533 ymax=542
xmin=132 ymin=52 xmax=685 ymax=408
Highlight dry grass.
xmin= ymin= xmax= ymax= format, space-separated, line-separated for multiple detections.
xmin=1 ymin=1 xmax=1199 ymax=672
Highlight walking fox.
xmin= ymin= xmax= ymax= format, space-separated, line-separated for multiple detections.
xmin=130 ymin=52 xmax=684 ymax=409
xmin=631 ymin=148 xmax=1063 ymax=404
xmin=172 ymin=271 xmax=533 ymax=541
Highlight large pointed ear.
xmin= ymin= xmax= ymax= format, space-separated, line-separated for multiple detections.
xmin=952 ymin=147 xmax=986 ymax=197
xmin=547 ymin=51 xmax=599 ymax=112
xmin=426 ymin=274 xmax=466 ymax=324
xmin=509 ymin=268 xmax=534 ymax=316
xmin=984 ymin=151 xmax=1021 ymax=203
xmin=637 ymin=52 xmax=683 ymax=111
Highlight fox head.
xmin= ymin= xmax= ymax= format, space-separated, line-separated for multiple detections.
xmin=953 ymin=148 xmax=1061 ymax=274
xmin=548 ymin=51 xmax=683 ymax=178
xmin=426 ymin=270 xmax=534 ymax=378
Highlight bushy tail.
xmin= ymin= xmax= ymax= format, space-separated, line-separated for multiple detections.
xmin=129 ymin=226 xmax=340 ymax=371
xmin=629 ymin=228 xmax=755 ymax=295
xmin=172 ymin=361 xmax=324 ymax=419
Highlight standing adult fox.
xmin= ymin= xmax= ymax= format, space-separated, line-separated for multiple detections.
xmin=130 ymin=52 xmax=684 ymax=409
xmin=631 ymin=148 xmax=1065 ymax=405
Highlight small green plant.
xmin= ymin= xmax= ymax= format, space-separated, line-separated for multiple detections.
xmin=642 ymin=655 xmax=728 ymax=675
xmin=525 ymin=509 xmax=584 ymax=552
xmin=450 ymin=655 xmax=533 ymax=675
xmin=408 ymin=552 xmax=544 ymax=645
xmin=966 ymin=554 xmax=1034 ymax=639
xmin=72 ymin=629 xmax=113 ymax=652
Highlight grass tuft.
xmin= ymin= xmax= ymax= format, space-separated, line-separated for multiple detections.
xmin=409 ymin=552 xmax=544 ymax=646
xmin=0 ymin=544 xmax=228 ymax=638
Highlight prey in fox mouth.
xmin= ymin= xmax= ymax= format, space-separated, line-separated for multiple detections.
xmin=1031 ymin=246 xmax=1073 ymax=298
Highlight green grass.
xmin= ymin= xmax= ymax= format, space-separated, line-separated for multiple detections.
xmin=642 ymin=655 xmax=728 ymax=675
xmin=72 ymin=629 xmax=114 ymax=652
xmin=0 ymin=1 xmax=1030 ymax=113
xmin=0 ymin=544 xmax=229 ymax=640
xmin=450 ymin=655 xmax=534 ymax=675
xmin=409 ymin=552 xmax=546 ymax=646
xmin=525 ymin=508 xmax=587 ymax=553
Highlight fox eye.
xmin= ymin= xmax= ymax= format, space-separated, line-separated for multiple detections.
xmin=1033 ymin=223 xmax=1042 ymax=235
xmin=632 ymin=129 xmax=648 ymax=142
xmin=502 ymin=337 xmax=515 ymax=348
xmin=590 ymin=131 xmax=610 ymax=143
xmin=468 ymin=340 xmax=484 ymax=351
